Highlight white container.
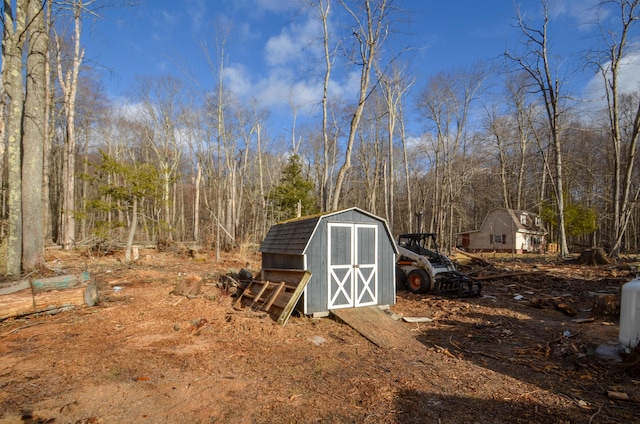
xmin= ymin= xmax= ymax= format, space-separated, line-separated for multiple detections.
xmin=619 ymin=277 xmax=640 ymax=348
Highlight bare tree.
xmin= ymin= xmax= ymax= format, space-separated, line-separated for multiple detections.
xmin=592 ymin=0 xmax=640 ymax=256
xmin=377 ymin=64 xmax=414 ymax=230
xmin=310 ymin=0 xmax=335 ymax=212
xmin=331 ymin=0 xmax=390 ymax=211
xmin=54 ymin=0 xmax=90 ymax=250
xmin=506 ymin=0 xmax=570 ymax=257
xmin=416 ymin=66 xmax=486 ymax=250
xmin=133 ymin=75 xmax=187 ymax=241
xmin=506 ymin=72 xmax=537 ymax=211
xmin=483 ymin=107 xmax=512 ymax=209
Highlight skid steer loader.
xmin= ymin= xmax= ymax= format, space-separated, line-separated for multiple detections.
xmin=395 ymin=233 xmax=481 ymax=297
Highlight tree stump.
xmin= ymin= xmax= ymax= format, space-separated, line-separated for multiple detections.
xmin=593 ymin=293 xmax=618 ymax=315
xmin=577 ymin=248 xmax=610 ymax=266
xmin=172 ymin=275 xmax=203 ymax=297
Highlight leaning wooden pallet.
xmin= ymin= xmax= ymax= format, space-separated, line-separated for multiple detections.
xmin=234 ymin=270 xmax=311 ymax=326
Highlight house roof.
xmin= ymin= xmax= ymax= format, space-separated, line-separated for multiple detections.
xmin=259 ymin=207 xmax=397 ymax=255
xmin=457 ymin=208 xmax=547 ymax=235
xmin=505 ymin=208 xmax=547 ymax=234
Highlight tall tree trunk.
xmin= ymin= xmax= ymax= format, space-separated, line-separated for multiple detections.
xmin=400 ymin=117 xmax=412 ymax=231
xmin=42 ymin=0 xmax=52 ymax=245
xmin=56 ymin=3 xmax=84 ymax=250
xmin=3 ymin=0 xmax=28 ymax=275
xmin=314 ymin=0 xmax=332 ymax=212
xmin=124 ymin=197 xmax=137 ymax=262
xmin=21 ymin=0 xmax=48 ymax=271
xmin=193 ymin=162 xmax=201 ymax=242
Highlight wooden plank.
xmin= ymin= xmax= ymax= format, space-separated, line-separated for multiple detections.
xmin=331 ymin=306 xmax=424 ymax=350
xmin=264 ymin=282 xmax=286 ymax=311
xmin=277 ymin=271 xmax=311 ymax=326
xmin=250 ymin=281 xmax=271 ymax=308
xmin=0 ymin=280 xmax=34 ymax=320
xmin=452 ymin=248 xmax=493 ymax=266
xmin=32 ymin=271 xmax=95 ymax=312
xmin=234 ymin=281 xmax=257 ymax=304
xmin=0 ymin=279 xmax=31 ymax=296
xmin=267 ymin=291 xmax=293 ymax=310
xmin=261 ymin=269 xmax=307 ymax=286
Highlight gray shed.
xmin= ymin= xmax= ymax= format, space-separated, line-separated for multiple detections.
xmin=259 ymin=207 xmax=398 ymax=317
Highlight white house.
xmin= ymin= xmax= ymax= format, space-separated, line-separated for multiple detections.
xmin=457 ymin=208 xmax=547 ymax=253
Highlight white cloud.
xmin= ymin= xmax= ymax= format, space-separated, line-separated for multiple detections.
xmin=218 ymin=7 xmax=362 ymax=124
xmin=264 ymin=13 xmax=323 ymax=67
xmin=550 ymin=0 xmax=604 ymax=27
xmin=223 ymin=65 xmax=253 ymax=98
xmin=330 ymin=70 xmax=360 ymax=100
xmin=254 ymin=0 xmax=297 ymax=13
xmin=186 ymin=0 xmax=206 ymax=32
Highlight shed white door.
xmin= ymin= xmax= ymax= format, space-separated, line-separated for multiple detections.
xmin=327 ymin=223 xmax=378 ymax=309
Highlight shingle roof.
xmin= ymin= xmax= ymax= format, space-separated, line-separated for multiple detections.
xmin=259 ymin=215 xmax=321 ymax=255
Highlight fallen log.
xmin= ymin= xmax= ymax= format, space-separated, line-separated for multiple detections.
xmin=0 ymin=280 xmax=34 ymax=320
xmin=472 ymin=271 xmax=543 ymax=281
xmin=453 ymin=248 xmax=493 ymax=267
xmin=0 ymin=271 xmax=98 ymax=320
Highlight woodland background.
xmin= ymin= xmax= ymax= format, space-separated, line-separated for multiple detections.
xmin=2 ymin=0 xmax=640 ymax=275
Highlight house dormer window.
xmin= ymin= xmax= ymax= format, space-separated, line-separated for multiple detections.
xmin=535 ymin=216 xmax=541 ymax=226
xmin=492 ymin=234 xmax=506 ymax=244
xmin=520 ymin=214 xmax=527 ymax=225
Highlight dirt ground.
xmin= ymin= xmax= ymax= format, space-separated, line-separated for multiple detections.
xmin=1 ymin=246 xmax=639 ymax=424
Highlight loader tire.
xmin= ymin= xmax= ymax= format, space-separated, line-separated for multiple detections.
xmin=406 ymin=269 xmax=430 ymax=294
xmin=395 ymin=267 xmax=408 ymax=290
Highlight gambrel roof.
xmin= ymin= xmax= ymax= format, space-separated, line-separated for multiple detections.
xmin=503 ymin=208 xmax=547 ymax=234
xmin=458 ymin=208 xmax=547 ymax=235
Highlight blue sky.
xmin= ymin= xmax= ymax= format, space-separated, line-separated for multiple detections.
xmin=83 ymin=0 xmax=639 ymax=138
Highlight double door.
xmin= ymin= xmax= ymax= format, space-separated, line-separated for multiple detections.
xmin=327 ymin=223 xmax=378 ymax=309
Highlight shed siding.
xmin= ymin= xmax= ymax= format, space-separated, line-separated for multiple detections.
xmin=304 ymin=220 xmax=328 ymax=314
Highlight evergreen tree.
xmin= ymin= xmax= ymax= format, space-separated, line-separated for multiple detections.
xmin=86 ymin=151 xmax=161 ymax=261
xmin=270 ymin=154 xmax=317 ymax=221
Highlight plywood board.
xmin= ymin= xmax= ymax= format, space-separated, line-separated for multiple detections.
xmin=331 ymin=306 xmax=424 ymax=351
